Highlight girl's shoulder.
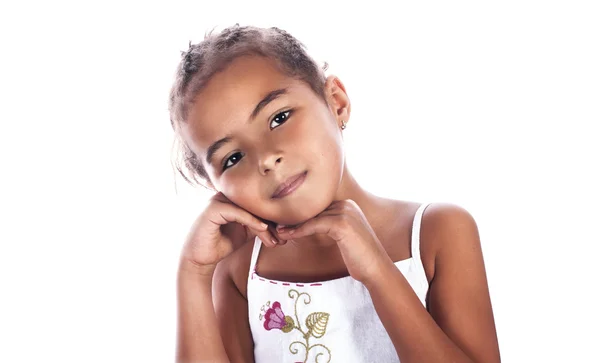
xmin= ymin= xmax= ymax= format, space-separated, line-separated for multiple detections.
xmin=418 ymin=201 xmax=482 ymax=284
xmin=376 ymin=199 xmax=477 ymax=285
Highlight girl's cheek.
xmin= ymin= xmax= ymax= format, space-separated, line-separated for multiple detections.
xmin=228 ymin=177 xmax=254 ymax=199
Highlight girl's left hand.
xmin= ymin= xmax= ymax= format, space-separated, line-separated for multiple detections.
xmin=275 ymin=200 xmax=391 ymax=284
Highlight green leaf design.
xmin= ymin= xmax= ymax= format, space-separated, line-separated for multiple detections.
xmin=305 ymin=312 xmax=330 ymax=338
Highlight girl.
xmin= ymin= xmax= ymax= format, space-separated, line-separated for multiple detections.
xmin=171 ymin=25 xmax=500 ymax=363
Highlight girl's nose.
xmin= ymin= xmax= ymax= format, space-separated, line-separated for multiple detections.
xmin=260 ymin=155 xmax=283 ymax=175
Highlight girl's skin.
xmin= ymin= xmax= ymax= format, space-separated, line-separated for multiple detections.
xmin=176 ymin=55 xmax=501 ymax=362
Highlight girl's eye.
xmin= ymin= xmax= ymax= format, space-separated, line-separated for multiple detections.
xmin=222 ymin=111 xmax=292 ymax=172
xmin=269 ymin=110 xmax=291 ymax=130
xmin=223 ymin=152 xmax=243 ymax=171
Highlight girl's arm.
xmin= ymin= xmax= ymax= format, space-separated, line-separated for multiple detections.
xmin=176 ymin=260 xmax=229 ymax=362
xmin=176 ymin=256 xmax=255 ymax=363
xmin=212 ymin=248 xmax=255 ymax=362
xmin=175 ymin=193 xmax=274 ymax=362
xmin=364 ymin=203 xmax=501 ymax=363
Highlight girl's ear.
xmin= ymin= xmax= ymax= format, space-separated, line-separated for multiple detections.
xmin=324 ymin=75 xmax=351 ymax=127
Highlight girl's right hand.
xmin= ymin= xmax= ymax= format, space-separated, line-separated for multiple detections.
xmin=179 ymin=192 xmax=279 ymax=275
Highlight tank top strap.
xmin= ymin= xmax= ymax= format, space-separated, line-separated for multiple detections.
xmin=411 ymin=202 xmax=432 ymax=283
xmin=248 ymin=236 xmax=263 ymax=279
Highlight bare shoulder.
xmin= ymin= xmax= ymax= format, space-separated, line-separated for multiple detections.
xmin=417 ymin=203 xmax=482 ymax=284
xmin=375 ymin=199 xmax=436 ymax=283
xmin=376 ymin=200 xmax=479 ymax=285
xmin=421 ymin=202 xmax=479 ymax=237
xmin=420 ymin=203 xmax=481 ymax=263
xmin=419 ymin=203 xmax=501 ymax=362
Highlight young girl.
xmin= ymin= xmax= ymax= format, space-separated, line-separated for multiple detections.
xmin=171 ymin=25 xmax=500 ymax=363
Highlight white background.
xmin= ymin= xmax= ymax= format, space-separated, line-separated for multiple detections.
xmin=1 ymin=1 xmax=598 ymax=362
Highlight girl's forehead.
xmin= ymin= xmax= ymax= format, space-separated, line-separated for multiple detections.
xmin=184 ymin=56 xmax=306 ymax=150
xmin=193 ymin=55 xmax=294 ymax=109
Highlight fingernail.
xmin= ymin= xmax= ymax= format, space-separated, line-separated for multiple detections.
xmin=287 ymin=229 xmax=295 ymax=235
xmin=260 ymin=223 xmax=268 ymax=230
xmin=271 ymin=238 xmax=278 ymax=245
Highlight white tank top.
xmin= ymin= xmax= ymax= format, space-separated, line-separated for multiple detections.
xmin=247 ymin=203 xmax=431 ymax=362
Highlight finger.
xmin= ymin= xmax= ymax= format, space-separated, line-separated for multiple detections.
xmin=244 ymin=226 xmax=273 ymax=247
xmin=247 ymin=222 xmax=282 ymax=248
xmin=268 ymin=225 xmax=287 ymax=244
xmin=211 ymin=191 xmax=231 ymax=203
xmin=277 ymin=215 xmax=342 ymax=241
xmin=255 ymin=229 xmax=279 ymax=248
xmin=275 ymin=209 xmax=340 ymax=234
xmin=209 ymin=195 xmax=282 ymax=246
xmin=274 ymin=209 xmax=339 ymax=233
xmin=210 ymin=202 xmax=269 ymax=232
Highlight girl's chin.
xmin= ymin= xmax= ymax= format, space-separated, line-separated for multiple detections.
xmin=259 ymin=216 xmax=308 ymax=229
xmin=267 ymin=205 xmax=332 ymax=227
xmin=251 ymin=192 xmax=334 ymax=226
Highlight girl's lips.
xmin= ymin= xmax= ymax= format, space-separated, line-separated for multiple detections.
xmin=271 ymin=171 xmax=307 ymax=199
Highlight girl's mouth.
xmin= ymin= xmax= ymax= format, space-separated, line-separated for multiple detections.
xmin=271 ymin=171 xmax=307 ymax=199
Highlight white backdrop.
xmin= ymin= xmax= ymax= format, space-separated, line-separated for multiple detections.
xmin=1 ymin=1 xmax=598 ymax=362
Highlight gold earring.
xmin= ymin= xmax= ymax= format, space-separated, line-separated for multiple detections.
xmin=341 ymin=120 xmax=346 ymax=130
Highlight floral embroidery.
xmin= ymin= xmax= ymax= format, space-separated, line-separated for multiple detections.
xmin=259 ymin=289 xmax=332 ymax=363
xmin=263 ymin=301 xmax=295 ymax=333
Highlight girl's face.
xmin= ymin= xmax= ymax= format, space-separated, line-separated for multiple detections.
xmin=182 ymin=55 xmax=349 ymax=226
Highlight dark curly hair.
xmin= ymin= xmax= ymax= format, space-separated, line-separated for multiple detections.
xmin=168 ymin=24 xmax=329 ymax=189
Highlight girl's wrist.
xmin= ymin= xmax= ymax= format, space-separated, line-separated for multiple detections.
xmin=178 ymin=258 xmax=217 ymax=279
xmin=361 ymin=254 xmax=396 ymax=289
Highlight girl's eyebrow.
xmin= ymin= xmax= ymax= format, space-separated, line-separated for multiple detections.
xmin=205 ymin=136 xmax=233 ymax=165
xmin=205 ymin=87 xmax=289 ymax=165
xmin=249 ymin=88 xmax=288 ymax=120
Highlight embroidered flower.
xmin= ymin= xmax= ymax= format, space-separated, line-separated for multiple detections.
xmin=259 ymin=290 xmax=332 ymax=362
xmin=263 ymin=301 xmax=295 ymax=333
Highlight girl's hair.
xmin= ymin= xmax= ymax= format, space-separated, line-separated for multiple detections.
xmin=168 ymin=24 xmax=329 ymax=189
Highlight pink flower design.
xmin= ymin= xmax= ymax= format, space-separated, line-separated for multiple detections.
xmin=263 ymin=301 xmax=294 ymax=333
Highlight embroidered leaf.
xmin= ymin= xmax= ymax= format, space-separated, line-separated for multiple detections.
xmin=305 ymin=312 xmax=329 ymax=338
